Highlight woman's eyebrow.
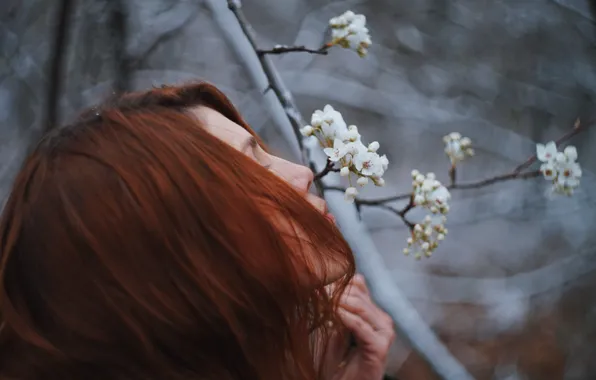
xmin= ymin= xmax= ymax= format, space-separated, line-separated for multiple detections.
xmin=241 ymin=136 xmax=257 ymax=153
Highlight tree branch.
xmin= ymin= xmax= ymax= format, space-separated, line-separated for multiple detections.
xmin=108 ymin=0 xmax=131 ymax=94
xmin=381 ymin=204 xmax=415 ymax=230
xmin=257 ymin=44 xmax=330 ymax=56
xmin=353 ymin=118 xmax=591 ymax=207
xmin=44 ymin=0 xmax=73 ymax=134
xmin=226 ymin=0 xmax=308 ymax=164
xmin=218 ymin=1 xmax=474 ymax=378
xmin=313 ymin=159 xmax=340 ymax=181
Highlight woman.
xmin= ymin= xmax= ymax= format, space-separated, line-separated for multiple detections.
xmin=0 ymin=82 xmax=394 ymax=379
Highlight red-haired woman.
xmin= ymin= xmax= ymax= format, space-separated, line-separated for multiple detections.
xmin=0 ymin=82 xmax=395 ymax=380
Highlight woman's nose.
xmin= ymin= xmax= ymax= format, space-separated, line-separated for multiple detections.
xmin=282 ymin=161 xmax=314 ymax=192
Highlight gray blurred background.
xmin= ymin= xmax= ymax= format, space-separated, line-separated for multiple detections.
xmin=2 ymin=0 xmax=596 ymax=378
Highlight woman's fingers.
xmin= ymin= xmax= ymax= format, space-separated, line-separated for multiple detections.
xmin=350 ymin=273 xmax=370 ymax=296
xmin=340 ymin=294 xmax=394 ymax=337
xmin=331 ymin=273 xmax=395 ymax=347
xmin=337 ymin=307 xmax=376 ymax=342
xmin=336 ymin=304 xmax=394 ymax=359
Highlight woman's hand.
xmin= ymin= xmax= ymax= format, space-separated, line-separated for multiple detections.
xmin=330 ymin=274 xmax=395 ymax=380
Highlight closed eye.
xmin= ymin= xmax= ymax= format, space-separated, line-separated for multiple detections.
xmin=244 ymin=136 xmax=272 ymax=169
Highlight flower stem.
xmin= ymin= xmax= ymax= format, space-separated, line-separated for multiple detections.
xmin=449 ymin=164 xmax=456 ymax=186
xmin=313 ymin=159 xmax=340 ymax=181
xmin=257 ymin=44 xmax=330 ymax=56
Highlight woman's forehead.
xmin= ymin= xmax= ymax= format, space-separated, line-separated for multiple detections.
xmin=188 ymin=105 xmax=251 ymax=150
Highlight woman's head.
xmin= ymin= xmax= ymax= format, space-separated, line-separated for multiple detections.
xmin=0 ymin=82 xmax=355 ymax=379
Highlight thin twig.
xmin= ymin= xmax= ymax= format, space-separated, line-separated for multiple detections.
xmin=44 ymin=0 xmax=73 ymax=134
xmin=513 ymin=117 xmax=588 ymax=174
xmin=398 ymin=195 xmax=416 ymax=216
xmin=313 ymin=159 xmax=340 ymax=181
xmin=322 ymin=185 xmax=347 ymax=193
xmin=448 ymin=165 xmax=456 ymax=186
xmin=381 ymin=204 xmax=415 ymax=230
xmin=450 ymin=169 xmax=540 ymax=189
xmin=352 ymin=118 xmax=591 ymax=206
xmin=257 ymin=44 xmax=330 ymax=56
xmin=351 ymin=170 xmax=542 ymax=206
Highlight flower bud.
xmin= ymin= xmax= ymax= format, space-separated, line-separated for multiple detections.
xmin=300 ymin=125 xmax=314 ymax=137
xmin=411 ymin=169 xmax=420 ymax=178
xmin=368 ymin=141 xmax=380 ymax=152
xmin=357 ymin=176 xmax=369 ymax=186
xmin=344 ymin=187 xmax=358 ymax=203
xmin=340 ymin=166 xmax=350 ymax=176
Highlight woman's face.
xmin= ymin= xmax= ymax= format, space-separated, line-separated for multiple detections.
xmin=190 ymin=106 xmax=344 ymax=282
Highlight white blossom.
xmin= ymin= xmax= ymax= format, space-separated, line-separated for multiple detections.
xmin=536 ymin=141 xmax=557 ymax=163
xmin=329 ymin=10 xmax=372 ymax=57
xmin=373 ymin=177 xmax=385 ymax=186
xmin=444 ymin=132 xmax=474 ymax=165
xmin=357 ymin=176 xmax=369 ymax=186
xmin=536 ymin=141 xmax=582 ymax=196
xmin=345 ymin=187 xmax=358 ymax=203
xmin=553 ymin=160 xmax=582 ymax=194
xmin=404 ymin=215 xmax=448 ymax=259
xmin=403 ymin=171 xmax=451 ymax=259
xmin=539 ymin=162 xmax=557 ymax=180
xmin=300 ymin=125 xmax=314 ymax=137
xmin=304 ymin=105 xmax=388 ymax=200
xmin=368 ymin=141 xmax=380 ymax=152
xmin=563 ymin=145 xmax=578 ymax=162
xmin=323 ymin=138 xmax=348 ymax=162
xmin=353 ymin=150 xmax=383 ymax=176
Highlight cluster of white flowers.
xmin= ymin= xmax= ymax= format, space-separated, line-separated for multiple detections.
xmin=329 ymin=11 xmax=372 ymax=57
xmin=443 ymin=132 xmax=474 ymax=165
xmin=403 ymin=216 xmax=448 ymax=259
xmin=403 ymin=170 xmax=451 ymax=259
xmin=536 ymin=141 xmax=582 ymax=196
xmin=411 ymin=170 xmax=451 ymax=215
xmin=300 ymin=105 xmax=388 ymax=202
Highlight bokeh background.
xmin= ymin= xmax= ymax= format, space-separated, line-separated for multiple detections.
xmin=2 ymin=0 xmax=596 ymax=378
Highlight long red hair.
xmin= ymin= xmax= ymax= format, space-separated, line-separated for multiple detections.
xmin=0 ymin=82 xmax=355 ymax=379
